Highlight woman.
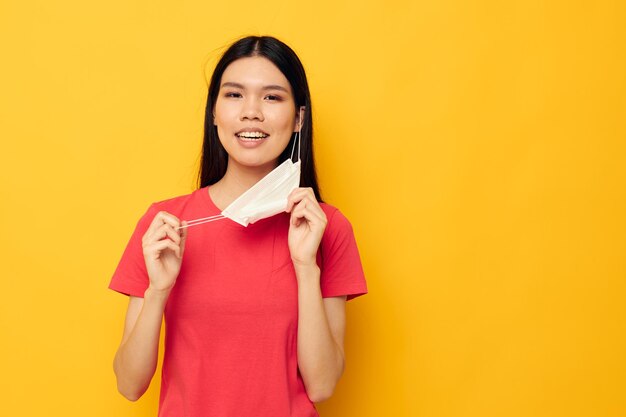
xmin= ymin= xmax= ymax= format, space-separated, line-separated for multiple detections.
xmin=110 ymin=35 xmax=368 ymax=417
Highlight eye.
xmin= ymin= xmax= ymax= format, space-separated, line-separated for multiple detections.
xmin=265 ymin=94 xmax=283 ymax=101
xmin=225 ymin=92 xmax=242 ymax=98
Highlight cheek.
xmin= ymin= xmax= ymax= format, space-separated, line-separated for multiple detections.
xmin=213 ymin=104 xmax=233 ymax=145
xmin=214 ymin=100 xmax=236 ymax=126
xmin=267 ymin=107 xmax=296 ymax=130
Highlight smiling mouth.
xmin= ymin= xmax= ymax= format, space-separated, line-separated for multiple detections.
xmin=236 ymin=132 xmax=269 ymax=139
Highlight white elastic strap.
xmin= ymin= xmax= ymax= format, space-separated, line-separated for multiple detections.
xmin=290 ymin=130 xmax=301 ymax=162
xmin=175 ymin=214 xmax=225 ymax=230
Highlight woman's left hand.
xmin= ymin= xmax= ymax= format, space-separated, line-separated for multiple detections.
xmin=286 ymin=187 xmax=327 ymax=270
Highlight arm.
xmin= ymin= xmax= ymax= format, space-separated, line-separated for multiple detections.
xmin=113 ymin=289 xmax=171 ymax=400
xmin=286 ymin=188 xmax=348 ymax=403
xmin=112 ymin=211 xmax=187 ymax=401
xmin=295 ymin=264 xmax=347 ymax=403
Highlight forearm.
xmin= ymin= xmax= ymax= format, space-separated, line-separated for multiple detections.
xmin=113 ymin=287 xmax=169 ymax=401
xmin=296 ymin=265 xmax=344 ymax=403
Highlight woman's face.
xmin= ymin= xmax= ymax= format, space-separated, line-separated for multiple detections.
xmin=214 ymin=56 xmax=302 ymax=170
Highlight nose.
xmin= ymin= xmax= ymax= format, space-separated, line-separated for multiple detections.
xmin=240 ymin=97 xmax=264 ymax=122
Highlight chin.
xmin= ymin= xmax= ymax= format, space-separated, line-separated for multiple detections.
xmin=230 ymin=154 xmax=279 ymax=169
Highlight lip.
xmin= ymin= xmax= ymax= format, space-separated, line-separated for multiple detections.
xmin=236 ymin=135 xmax=267 ymax=148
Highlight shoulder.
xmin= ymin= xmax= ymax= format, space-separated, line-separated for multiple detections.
xmin=130 ymin=189 xmax=207 ymax=229
xmin=151 ymin=189 xmax=197 ymax=209
xmin=144 ymin=188 xmax=204 ymax=216
xmin=316 ymin=200 xmax=367 ymax=301
xmin=319 ymin=202 xmax=355 ymax=239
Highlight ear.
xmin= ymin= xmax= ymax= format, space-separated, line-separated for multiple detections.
xmin=213 ymin=112 xmax=216 ymax=126
xmin=294 ymin=106 xmax=306 ymax=132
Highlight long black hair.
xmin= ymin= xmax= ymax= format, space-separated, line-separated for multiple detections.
xmin=197 ymin=36 xmax=322 ymax=202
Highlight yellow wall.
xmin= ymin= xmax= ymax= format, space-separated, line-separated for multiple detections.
xmin=1 ymin=1 xmax=625 ymax=416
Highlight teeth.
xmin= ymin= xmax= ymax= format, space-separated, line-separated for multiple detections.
xmin=237 ymin=132 xmax=268 ymax=138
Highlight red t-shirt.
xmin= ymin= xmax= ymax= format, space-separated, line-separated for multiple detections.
xmin=109 ymin=187 xmax=368 ymax=417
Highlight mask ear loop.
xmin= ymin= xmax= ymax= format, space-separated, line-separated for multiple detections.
xmin=290 ymin=129 xmax=301 ymax=163
xmin=175 ymin=213 xmax=225 ymax=230
xmin=291 ymin=107 xmax=304 ymax=162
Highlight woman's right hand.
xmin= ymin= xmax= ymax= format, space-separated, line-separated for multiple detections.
xmin=142 ymin=211 xmax=188 ymax=293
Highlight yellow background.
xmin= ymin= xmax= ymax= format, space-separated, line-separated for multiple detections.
xmin=1 ymin=1 xmax=625 ymax=416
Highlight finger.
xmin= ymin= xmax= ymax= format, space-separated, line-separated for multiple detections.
xmin=145 ymin=211 xmax=170 ymax=237
xmin=290 ymin=206 xmax=304 ymax=227
xmin=288 ymin=187 xmax=315 ymax=202
xmin=143 ymin=239 xmax=181 ymax=259
xmin=285 ymin=188 xmax=301 ymax=213
xmin=145 ymin=211 xmax=182 ymax=238
xmin=147 ymin=223 xmax=181 ymax=245
xmin=158 ymin=211 xmax=182 ymax=231
xmin=290 ymin=201 xmax=325 ymax=227
xmin=286 ymin=188 xmax=318 ymax=213
xmin=286 ymin=188 xmax=315 ymax=212
xmin=288 ymin=196 xmax=326 ymax=222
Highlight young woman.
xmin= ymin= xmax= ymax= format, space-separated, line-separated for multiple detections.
xmin=109 ymin=35 xmax=368 ymax=417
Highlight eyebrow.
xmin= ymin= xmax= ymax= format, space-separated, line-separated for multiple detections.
xmin=220 ymin=82 xmax=289 ymax=93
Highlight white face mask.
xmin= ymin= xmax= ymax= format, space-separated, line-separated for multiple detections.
xmin=178 ymin=131 xmax=302 ymax=229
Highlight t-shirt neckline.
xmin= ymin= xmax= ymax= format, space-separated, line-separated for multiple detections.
xmin=199 ymin=185 xmax=222 ymax=213
xmin=197 ymin=186 xmax=241 ymax=229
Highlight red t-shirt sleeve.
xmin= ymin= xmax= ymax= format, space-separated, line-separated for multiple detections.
xmin=319 ymin=208 xmax=368 ymax=301
xmin=109 ymin=204 xmax=157 ymax=298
